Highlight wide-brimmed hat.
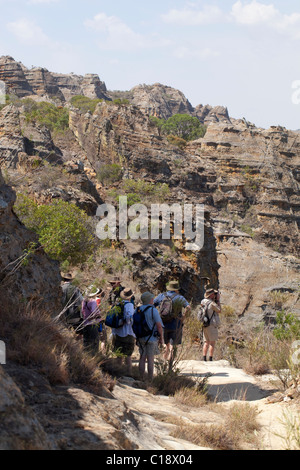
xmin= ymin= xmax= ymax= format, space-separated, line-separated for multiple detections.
xmin=204 ymin=288 xmax=218 ymax=299
xmin=109 ymin=276 xmax=121 ymax=284
xmin=61 ymin=272 xmax=74 ymax=281
xmin=88 ymin=287 xmax=102 ymax=298
xmin=166 ymin=280 xmax=180 ymax=291
xmin=120 ymin=288 xmax=134 ymax=300
xmin=141 ymin=291 xmax=155 ymax=305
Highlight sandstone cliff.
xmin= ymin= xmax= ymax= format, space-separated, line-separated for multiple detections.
xmin=0 ymin=167 xmax=61 ymax=312
xmin=0 ymin=55 xmax=299 ymax=321
xmin=0 ymin=56 xmax=109 ymax=102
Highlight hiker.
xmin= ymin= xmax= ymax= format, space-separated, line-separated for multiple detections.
xmin=61 ymin=272 xmax=83 ymax=332
xmin=95 ymin=288 xmax=107 ymax=354
xmin=108 ymin=276 xmax=124 ymax=305
xmin=112 ymin=287 xmax=136 ymax=375
xmin=108 ymin=276 xmax=135 ymax=306
xmin=81 ymin=287 xmax=102 ymax=355
xmin=201 ymin=288 xmax=221 ymax=361
xmin=154 ymin=280 xmax=190 ymax=367
xmin=136 ymin=292 xmax=164 ymax=382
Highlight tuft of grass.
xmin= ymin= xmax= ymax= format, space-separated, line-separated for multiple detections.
xmin=171 ymin=402 xmax=260 ymax=450
xmin=0 ymin=295 xmax=114 ymax=394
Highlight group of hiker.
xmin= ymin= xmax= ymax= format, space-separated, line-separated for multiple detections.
xmin=61 ymin=273 xmax=222 ymax=381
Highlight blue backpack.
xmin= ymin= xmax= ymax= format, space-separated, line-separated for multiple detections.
xmin=132 ymin=305 xmax=155 ymax=339
xmin=105 ymin=300 xmax=125 ymax=329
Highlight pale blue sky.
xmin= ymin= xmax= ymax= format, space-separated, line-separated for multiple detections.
xmin=1 ymin=0 xmax=300 ymax=129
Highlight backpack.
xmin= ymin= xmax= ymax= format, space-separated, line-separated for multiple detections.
xmin=197 ymin=301 xmax=214 ymax=328
xmin=132 ymin=305 xmax=155 ymax=339
xmin=62 ymin=284 xmax=83 ymax=327
xmin=158 ymin=293 xmax=178 ymax=324
xmin=105 ymin=300 xmax=126 ymax=329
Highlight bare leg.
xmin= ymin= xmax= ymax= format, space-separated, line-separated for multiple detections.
xmin=125 ymin=356 xmax=132 ymax=375
xmin=139 ymin=354 xmax=146 ymax=380
xmin=147 ymin=355 xmax=155 ymax=381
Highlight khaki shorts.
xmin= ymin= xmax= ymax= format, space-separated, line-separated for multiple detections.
xmin=203 ymin=325 xmax=219 ymax=342
xmin=138 ymin=340 xmax=160 ymax=357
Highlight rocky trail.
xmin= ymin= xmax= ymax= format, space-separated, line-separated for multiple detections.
xmin=111 ymin=359 xmax=297 ymax=451
xmin=3 ymin=357 xmax=296 ymax=451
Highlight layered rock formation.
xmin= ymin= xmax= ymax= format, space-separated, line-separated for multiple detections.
xmin=0 ymin=56 xmax=108 ymax=101
xmin=0 ymin=57 xmax=232 ymax=124
xmin=0 ymin=55 xmax=299 ymax=321
xmin=69 ymin=101 xmax=299 ymax=318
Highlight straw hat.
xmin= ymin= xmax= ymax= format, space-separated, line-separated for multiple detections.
xmin=61 ymin=272 xmax=74 ymax=281
xmin=120 ymin=288 xmax=134 ymax=300
xmin=204 ymin=288 xmax=218 ymax=299
xmin=88 ymin=288 xmax=102 ymax=298
xmin=166 ymin=280 xmax=180 ymax=291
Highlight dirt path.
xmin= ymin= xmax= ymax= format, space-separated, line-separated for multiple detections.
xmin=178 ymin=359 xmax=297 ymax=450
xmin=112 ymin=359 xmax=299 ymax=450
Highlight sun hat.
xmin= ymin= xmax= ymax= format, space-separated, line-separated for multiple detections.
xmin=61 ymin=272 xmax=74 ymax=281
xmin=204 ymin=288 xmax=217 ymax=299
xmin=109 ymin=276 xmax=121 ymax=284
xmin=88 ymin=288 xmax=102 ymax=298
xmin=166 ymin=280 xmax=180 ymax=291
xmin=141 ymin=291 xmax=155 ymax=305
xmin=120 ymin=288 xmax=134 ymax=300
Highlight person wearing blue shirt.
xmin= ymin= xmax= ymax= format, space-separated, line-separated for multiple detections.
xmin=154 ymin=280 xmax=190 ymax=367
xmin=112 ymin=287 xmax=135 ymax=376
xmin=137 ymin=292 xmax=164 ymax=381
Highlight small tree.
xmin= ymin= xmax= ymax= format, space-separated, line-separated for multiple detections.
xmin=15 ymin=195 xmax=96 ymax=264
xmin=162 ymin=114 xmax=206 ymax=141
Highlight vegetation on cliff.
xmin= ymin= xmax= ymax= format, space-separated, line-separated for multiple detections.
xmin=14 ymin=194 xmax=96 ymax=264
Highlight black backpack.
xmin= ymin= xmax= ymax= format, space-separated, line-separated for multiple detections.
xmin=132 ymin=305 xmax=155 ymax=339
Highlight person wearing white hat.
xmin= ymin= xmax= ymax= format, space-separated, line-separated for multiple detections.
xmin=201 ymin=288 xmax=221 ymax=361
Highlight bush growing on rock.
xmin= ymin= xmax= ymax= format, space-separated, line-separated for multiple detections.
xmin=23 ymin=100 xmax=69 ymax=133
xmin=70 ymin=95 xmax=103 ymax=113
xmin=14 ymin=194 xmax=96 ymax=264
xmin=97 ymin=163 xmax=123 ymax=185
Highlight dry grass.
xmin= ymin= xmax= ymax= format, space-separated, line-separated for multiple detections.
xmin=171 ymin=402 xmax=260 ymax=450
xmin=0 ymin=294 xmax=115 ymax=394
xmin=173 ymin=386 xmax=207 ymax=407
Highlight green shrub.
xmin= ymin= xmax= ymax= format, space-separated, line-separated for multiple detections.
xmin=14 ymin=194 xmax=96 ymax=264
xmin=113 ymin=98 xmax=130 ymax=106
xmin=97 ymin=163 xmax=123 ymax=185
xmin=162 ymin=114 xmax=207 ymax=141
xmin=70 ymin=95 xmax=103 ymax=113
xmin=273 ymin=310 xmax=300 ymax=341
xmin=23 ymin=100 xmax=69 ymax=132
xmin=122 ymin=179 xmax=170 ymax=202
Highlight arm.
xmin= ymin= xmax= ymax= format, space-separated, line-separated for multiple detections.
xmin=156 ymin=322 xmax=164 ymax=345
xmin=211 ymin=301 xmax=221 ymax=314
xmin=124 ymin=302 xmax=134 ymax=323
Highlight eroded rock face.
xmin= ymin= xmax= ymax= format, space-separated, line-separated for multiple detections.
xmin=0 ymin=56 xmax=108 ymax=102
xmin=129 ymin=83 xmax=194 ymax=119
xmin=0 ymin=366 xmax=52 ymax=450
xmin=0 ymin=168 xmax=62 ymax=313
